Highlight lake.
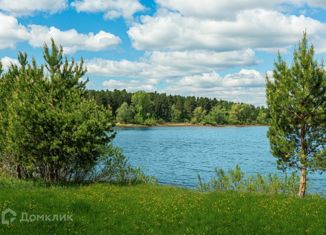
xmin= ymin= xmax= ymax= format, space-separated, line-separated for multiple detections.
xmin=114 ymin=126 xmax=325 ymax=194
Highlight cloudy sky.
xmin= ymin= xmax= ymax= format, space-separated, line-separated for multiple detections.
xmin=1 ymin=0 xmax=326 ymax=105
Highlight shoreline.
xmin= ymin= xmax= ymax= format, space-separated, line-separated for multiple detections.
xmin=115 ymin=122 xmax=269 ymax=128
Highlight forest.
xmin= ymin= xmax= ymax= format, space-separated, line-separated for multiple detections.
xmin=87 ymin=90 xmax=270 ymax=125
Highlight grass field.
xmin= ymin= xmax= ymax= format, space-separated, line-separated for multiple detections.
xmin=0 ymin=178 xmax=325 ymax=235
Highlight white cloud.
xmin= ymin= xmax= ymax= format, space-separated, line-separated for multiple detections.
xmin=166 ymin=70 xmax=267 ymax=106
xmin=176 ymin=70 xmax=265 ymax=88
xmin=0 ymin=13 xmax=29 ymax=49
xmin=314 ymin=37 xmax=326 ymax=53
xmin=0 ymin=13 xmax=121 ymax=52
xmin=149 ymin=49 xmax=256 ymax=70
xmin=0 ymin=0 xmax=67 ymax=16
xmin=72 ymin=0 xmax=144 ymax=20
xmin=0 ymin=57 xmax=19 ymax=70
xmin=102 ymin=79 xmax=156 ymax=92
xmin=87 ymin=59 xmax=149 ymax=77
xmin=155 ymin=0 xmax=326 ymax=19
xmin=155 ymin=0 xmax=281 ymax=20
xmin=86 ymin=49 xmax=257 ymax=78
xmin=28 ymin=25 xmax=121 ymax=53
xmin=128 ymin=9 xmax=325 ymax=51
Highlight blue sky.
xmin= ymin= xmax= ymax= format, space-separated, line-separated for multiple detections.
xmin=1 ymin=0 xmax=326 ymax=105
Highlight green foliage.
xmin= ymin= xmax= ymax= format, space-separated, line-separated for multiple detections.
xmin=227 ymin=103 xmax=258 ymax=124
xmin=197 ymin=165 xmax=299 ymax=195
xmin=257 ymin=108 xmax=269 ymax=124
xmin=191 ymin=106 xmax=206 ymax=124
xmin=227 ymin=104 xmax=240 ymax=124
xmin=171 ymin=104 xmax=182 ymax=122
xmin=131 ymin=91 xmax=152 ymax=124
xmin=116 ymin=102 xmax=133 ymax=123
xmin=153 ymin=93 xmax=170 ymax=121
xmin=143 ymin=117 xmax=158 ymax=126
xmin=0 ymin=40 xmax=115 ymax=183
xmin=203 ymin=105 xmax=228 ymax=125
xmin=87 ymin=89 xmax=131 ymax=112
xmin=266 ymin=33 xmax=326 ymax=195
xmin=95 ymin=146 xmax=156 ymax=185
xmin=183 ymin=97 xmax=196 ymax=120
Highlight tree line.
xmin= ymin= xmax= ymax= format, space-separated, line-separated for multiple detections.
xmin=87 ymin=90 xmax=270 ymax=125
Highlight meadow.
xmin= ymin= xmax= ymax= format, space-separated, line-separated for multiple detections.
xmin=0 ymin=178 xmax=325 ymax=235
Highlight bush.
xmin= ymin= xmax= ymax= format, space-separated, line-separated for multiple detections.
xmin=197 ymin=165 xmax=299 ymax=195
xmin=143 ymin=118 xmax=158 ymax=126
xmin=94 ymin=146 xmax=156 ymax=185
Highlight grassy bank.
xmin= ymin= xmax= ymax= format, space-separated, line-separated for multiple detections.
xmin=0 ymin=179 xmax=325 ymax=234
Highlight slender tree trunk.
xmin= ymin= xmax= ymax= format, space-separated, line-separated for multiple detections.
xmin=298 ymin=166 xmax=307 ymax=197
xmin=16 ymin=164 xmax=22 ymax=179
xmin=298 ymin=125 xmax=307 ymax=197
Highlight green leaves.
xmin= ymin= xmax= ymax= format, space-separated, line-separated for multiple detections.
xmin=116 ymin=102 xmax=133 ymax=123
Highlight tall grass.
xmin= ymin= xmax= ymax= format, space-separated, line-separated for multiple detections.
xmin=197 ymin=165 xmax=299 ymax=195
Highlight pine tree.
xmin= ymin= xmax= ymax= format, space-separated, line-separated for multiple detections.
xmin=266 ymin=33 xmax=326 ymax=197
xmin=0 ymin=40 xmax=115 ymax=182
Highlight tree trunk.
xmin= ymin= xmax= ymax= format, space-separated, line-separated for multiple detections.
xmin=16 ymin=164 xmax=22 ymax=179
xmin=298 ymin=166 xmax=307 ymax=197
xmin=298 ymin=125 xmax=307 ymax=198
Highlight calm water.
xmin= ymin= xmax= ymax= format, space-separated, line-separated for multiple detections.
xmin=113 ymin=126 xmax=325 ymax=194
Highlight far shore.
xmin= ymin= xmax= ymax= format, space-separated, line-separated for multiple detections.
xmin=115 ymin=122 xmax=269 ymax=128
